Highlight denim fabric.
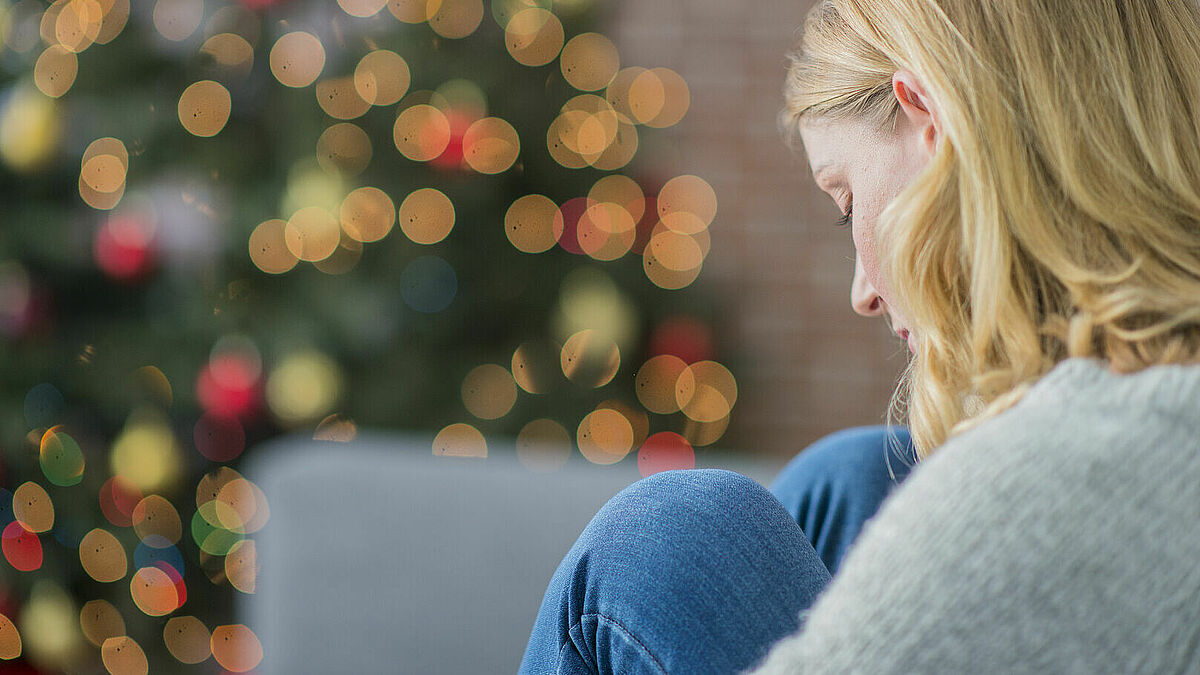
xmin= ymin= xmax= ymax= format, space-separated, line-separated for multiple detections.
xmin=519 ymin=426 xmax=914 ymax=675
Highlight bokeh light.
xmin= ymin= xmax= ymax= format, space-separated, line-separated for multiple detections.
xmin=33 ymin=44 xmax=77 ymax=98
xmin=394 ymin=104 xmax=451 ymax=162
xmin=401 ymin=254 xmax=458 ymax=312
xmin=39 ymin=426 xmax=84 ymax=486
xmin=211 ymin=624 xmax=263 ymax=673
xmin=20 ymin=581 xmax=80 ymax=670
xmin=317 ymin=122 xmax=373 ymax=177
xmin=154 ymin=0 xmax=204 ymax=42
xmin=340 ymin=186 xmax=395 ymax=243
xmin=270 ymin=31 xmax=325 ymax=88
xmin=2 ymin=521 xmax=41 ymax=571
xmin=178 ymin=80 xmax=232 ymax=137
xmin=354 ymin=49 xmax=410 ymax=106
xmin=432 ymin=423 xmax=486 ymax=457
xmin=462 ymin=117 xmax=520 ymax=174
xmin=388 ymin=0 xmax=437 ymax=24
xmin=338 ymin=0 xmax=388 ymax=18
xmin=637 ymin=431 xmax=695 ymax=477
xmin=248 ymin=218 xmax=298 ymax=274
xmin=560 ymin=32 xmax=619 ymax=91
xmin=516 ymin=419 xmax=571 ymax=472
xmin=80 ymin=599 xmax=125 ymax=648
xmin=13 ymin=481 xmax=52 ymax=533
xmin=576 ymin=407 xmax=632 ymax=465
xmin=284 ymin=206 xmax=341 ymax=262
xmin=200 ymin=33 xmax=254 ymax=83
xmin=635 ymin=354 xmax=687 ymax=414
xmin=79 ymin=528 xmax=127 ymax=583
xmin=314 ymin=413 xmax=359 ymax=441
xmin=428 ymin=0 xmax=483 ymax=39
xmin=511 ymin=339 xmax=561 ymax=394
xmin=505 ymin=194 xmax=562 ymax=253
xmin=588 ymin=174 xmax=645 ymax=224
xmin=504 ymin=7 xmax=563 ymax=67
xmin=658 ymin=174 xmax=717 ymax=234
xmin=266 ymin=350 xmax=342 ymax=424
xmin=99 ymin=476 xmax=142 ymax=528
xmin=0 ymin=84 xmax=60 ymax=172
xmin=398 ymin=187 xmax=454 ymax=244
xmin=577 ymin=201 xmax=636 ymax=261
xmin=164 ymin=615 xmax=211 ymax=664
xmin=597 ymin=398 xmax=648 ymax=448
xmin=101 ymin=635 xmax=147 ymax=675
xmin=109 ymin=411 xmax=184 ymax=493
xmin=316 ymin=76 xmax=371 ymax=120
xmin=130 ymin=565 xmax=181 ymax=616
xmin=132 ymin=495 xmax=182 ymax=546
xmin=561 ymin=329 xmax=620 ymax=388
xmin=461 ymin=364 xmax=517 ymax=419
xmin=224 ymin=539 xmax=257 ymax=593
xmin=676 ymin=360 xmax=738 ymax=423
xmin=0 ymin=613 xmax=18 ymax=660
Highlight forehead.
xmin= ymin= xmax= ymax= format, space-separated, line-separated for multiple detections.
xmin=798 ymin=116 xmax=880 ymax=183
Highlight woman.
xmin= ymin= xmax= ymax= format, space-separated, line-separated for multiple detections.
xmin=521 ymin=0 xmax=1200 ymax=672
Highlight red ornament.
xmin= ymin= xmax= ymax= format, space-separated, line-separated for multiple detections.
xmin=1 ymin=522 xmax=42 ymax=572
xmin=195 ymin=354 xmax=260 ymax=420
xmin=637 ymin=432 xmax=695 ymax=477
xmin=647 ymin=316 xmax=715 ymax=365
xmin=94 ymin=215 xmax=155 ymax=282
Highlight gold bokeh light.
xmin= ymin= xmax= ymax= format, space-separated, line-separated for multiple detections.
xmin=315 ymin=76 xmax=371 ymax=120
xmin=249 ymin=219 xmax=299 ymax=275
xmin=131 ymin=495 xmax=182 ymax=545
xmin=560 ymin=32 xmax=619 ymax=91
xmin=675 ymin=360 xmax=738 ymax=423
xmin=178 ymin=80 xmax=232 ymax=138
xmin=101 ymin=636 xmax=147 ymax=675
xmin=504 ymin=8 xmax=563 ymax=67
xmin=13 ymin=481 xmax=53 ymax=534
xmin=153 ymin=0 xmax=204 ymax=42
xmin=635 ymin=354 xmax=687 ymax=414
xmin=80 ymin=600 xmax=125 ymax=648
xmin=577 ymin=201 xmax=636 ymax=261
xmin=394 ymin=104 xmax=451 ymax=162
xmin=432 ymin=423 xmax=487 ymax=458
xmin=428 ymin=0 xmax=484 ymax=39
xmin=398 ymin=187 xmax=455 ymax=245
xmin=576 ymin=408 xmax=632 ymax=465
xmin=387 ymin=0 xmax=439 ymax=23
xmin=79 ymin=528 xmax=127 ymax=583
xmin=284 ymin=206 xmax=341 ymax=262
xmin=164 ymin=616 xmax=211 ymax=665
xmin=33 ymin=45 xmax=77 ymax=98
xmin=516 ymin=419 xmax=571 ymax=472
xmin=317 ymin=122 xmax=373 ymax=177
xmin=461 ymin=364 xmax=518 ymax=420
xmin=338 ymin=0 xmax=388 ymax=17
xmin=462 ymin=117 xmax=520 ymax=174
xmin=658 ymin=174 xmax=717 ymax=234
xmin=130 ymin=566 xmax=179 ymax=616
xmin=200 ymin=33 xmax=255 ymax=83
xmin=588 ymin=174 xmax=644 ymax=224
xmin=354 ymin=50 xmax=410 ymax=106
xmin=340 ymin=186 xmax=395 ymax=243
xmin=560 ymin=329 xmax=620 ymax=388
xmin=504 ymin=194 xmax=561 ymax=253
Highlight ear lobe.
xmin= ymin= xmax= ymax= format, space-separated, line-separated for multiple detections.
xmin=892 ymin=70 xmax=941 ymax=155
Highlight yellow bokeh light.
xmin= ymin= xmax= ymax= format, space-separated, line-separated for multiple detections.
xmin=337 ymin=0 xmax=388 ymax=17
xmin=576 ymin=408 xmax=632 ymax=465
xmin=132 ymin=495 xmax=182 ymax=545
xmin=627 ymin=69 xmax=666 ymax=125
xmin=79 ymin=528 xmax=127 ymax=583
xmin=101 ymin=636 xmax=147 ymax=675
xmin=354 ymin=50 xmax=410 ymax=106
xmin=560 ymin=329 xmax=620 ymax=388
xmin=284 ymin=206 xmax=340 ymax=262
xmin=153 ymin=0 xmax=203 ymax=42
xmin=635 ymin=354 xmax=688 ymax=414
xmin=504 ymin=194 xmax=561 ymax=254
xmin=0 ymin=613 xmax=18 ymax=660
xmin=33 ymin=44 xmax=77 ymax=98
xmin=109 ymin=411 xmax=183 ymax=494
xmin=598 ymin=398 xmax=648 ymax=448
xmin=648 ymin=228 xmax=704 ymax=271
xmin=80 ymin=600 xmax=125 ymax=648
xmin=340 ymin=186 xmax=395 ymax=243
xmin=398 ymin=187 xmax=455 ymax=244
xmin=432 ymin=423 xmax=487 ymax=458
xmin=643 ymin=67 xmax=689 ymax=128
xmin=317 ymin=122 xmax=373 ymax=177
xmin=504 ymin=8 xmax=563 ymax=67
xmin=266 ymin=350 xmax=342 ymax=424
xmin=387 ymin=0 xmax=441 ymax=23
xmin=591 ymin=116 xmax=638 ymax=171
xmin=675 ymin=360 xmax=738 ymax=423
xmin=560 ymin=32 xmax=619 ymax=91
xmin=200 ymin=33 xmax=254 ymax=82
xmin=658 ymin=174 xmax=717 ymax=234
xmin=178 ymin=80 xmax=232 ymax=137
xmin=643 ymin=242 xmax=702 ymax=290
xmin=546 ymin=111 xmax=588 ymax=169
xmin=270 ymin=31 xmax=325 ymax=88
xmin=248 ymin=219 xmax=299 ymax=275
xmin=588 ymin=174 xmax=644 ymax=224
xmin=316 ymin=76 xmax=371 ymax=120
xmin=130 ymin=566 xmax=178 ymax=617
xmin=0 ymin=85 xmax=61 ymax=172
xmin=393 ymin=103 xmax=451 ymax=162
xmin=164 ymin=616 xmax=211 ymax=665
xmin=428 ymin=0 xmax=483 ymax=39
xmin=211 ymin=624 xmax=263 ymax=673
xmin=462 ymin=117 xmax=520 ymax=174
xmin=516 ymin=418 xmax=571 ymax=472
xmin=20 ymin=581 xmax=81 ymax=670
xmin=577 ymin=201 xmax=636 ymax=261
xmin=461 ymin=364 xmax=518 ymax=420
xmin=13 ymin=481 xmax=53 ymax=533
xmin=134 ymin=364 xmax=173 ymax=408
xmin=224 ymin=539 xmax=257 ymax=594
xmin=604 ymin=66 xmax=644 ymax=120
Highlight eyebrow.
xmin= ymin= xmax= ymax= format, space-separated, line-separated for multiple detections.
xmin=811 ymin=161 xmax=836 ymax=184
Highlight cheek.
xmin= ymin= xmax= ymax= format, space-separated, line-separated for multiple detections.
xmin=851 ymin=220 xmax=888 ymax=299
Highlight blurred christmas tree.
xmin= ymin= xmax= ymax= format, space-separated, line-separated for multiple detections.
xmin=0 ymin=0 xmax=736 ymax=670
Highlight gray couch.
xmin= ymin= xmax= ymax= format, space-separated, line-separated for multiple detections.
xmin=239 ymin=433 xmax=782 ymax=674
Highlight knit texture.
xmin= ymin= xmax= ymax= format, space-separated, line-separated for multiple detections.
xmin=747 ymin=357 xmax=1200 ymax=674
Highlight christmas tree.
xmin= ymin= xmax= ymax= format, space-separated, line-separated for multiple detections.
xmin=0 ymin=0 xmax=735 ymax=670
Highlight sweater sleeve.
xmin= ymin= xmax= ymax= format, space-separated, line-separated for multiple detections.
xmin=742 ymin=405 xmax=1200 ymax=675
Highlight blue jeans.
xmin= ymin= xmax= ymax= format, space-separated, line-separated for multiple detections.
xmin=518 ymin=425 xmax=914 ymax=674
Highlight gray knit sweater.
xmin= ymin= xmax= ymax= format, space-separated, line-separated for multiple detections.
xmin=748 ymin=357 xmax=1200 ymax=674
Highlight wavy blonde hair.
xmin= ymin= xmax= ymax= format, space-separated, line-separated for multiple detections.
xmin=785 ymin=0 xmax=1200 ymax=459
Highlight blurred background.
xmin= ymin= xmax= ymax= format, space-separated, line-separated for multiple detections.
xmin=0 ymin=0 xmax=906 ymax=671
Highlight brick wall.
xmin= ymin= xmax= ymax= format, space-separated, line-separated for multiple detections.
xmin=609 ymin=0 xmax=910 ymax=464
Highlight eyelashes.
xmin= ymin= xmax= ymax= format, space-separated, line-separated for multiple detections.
xmin=834 ymin=206 xmax=852 ymax=228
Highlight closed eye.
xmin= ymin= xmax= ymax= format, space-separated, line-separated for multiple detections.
xmin=834 ymin=205 xmax=852 ymax=228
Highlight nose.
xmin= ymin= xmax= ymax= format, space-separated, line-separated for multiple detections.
xmin=850 ymin=253 xmax=885 ymax=317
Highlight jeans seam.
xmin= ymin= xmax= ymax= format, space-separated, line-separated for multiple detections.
xmin=567 ymin=612 xmax=669 ymax=675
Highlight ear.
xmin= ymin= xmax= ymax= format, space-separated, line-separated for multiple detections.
xmin=892 ymin=70 xmax=942 ymax=156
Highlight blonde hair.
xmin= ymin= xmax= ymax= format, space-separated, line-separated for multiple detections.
xmin=785 ymin=0 xmax=1200 ymax=459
